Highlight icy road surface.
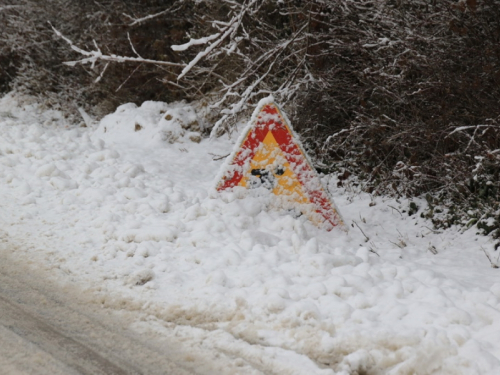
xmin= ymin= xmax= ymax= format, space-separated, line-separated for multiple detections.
xmin=0 ymin=245 xmax=225 ymax=375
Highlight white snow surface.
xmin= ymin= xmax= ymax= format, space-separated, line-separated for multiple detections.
xmin=1 ymin=93 xmax=500 ymax=374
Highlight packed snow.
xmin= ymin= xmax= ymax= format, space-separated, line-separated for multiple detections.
xmin=1 ymin=92 xmax=500 ymax=374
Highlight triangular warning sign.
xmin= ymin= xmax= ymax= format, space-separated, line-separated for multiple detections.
xmin=216 ymin=98 xmax=345 ymax=230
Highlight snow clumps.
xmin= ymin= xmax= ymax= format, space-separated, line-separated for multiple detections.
xmin=1 ymin=93 xmax=500 ymax=374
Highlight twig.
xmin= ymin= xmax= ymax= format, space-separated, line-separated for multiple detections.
xmin=123 ymin=4 xmax=183 ymax=26
xmin=352 ymin=220 xmax=369 ymax=242
xmin=388 ymin=205 xmax=402 ymax=216
xmin=209 ymin=153 xmax=230 ymax=161
xmin=124 ymin=9 xmax=171 ymax=26
xmin=423 ymin=225 xmax=441 ymax=234
xmin=94 ymin=62 xmax=109 ymax=83
xmin=481 ymin=246 xmax=499 ymax=268
xmin=127 ymin=32 xmax=142 ymax=58
xmin=115 ymin=63 xmax=143 ymax=92
xmin=389 ymin=240 xmax=405 ymax=249
xmin=367 ymin=241 xmax=380 ymax=257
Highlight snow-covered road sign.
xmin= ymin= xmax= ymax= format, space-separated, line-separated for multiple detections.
xmin=216 ymin=98 xmax=345 ymax=230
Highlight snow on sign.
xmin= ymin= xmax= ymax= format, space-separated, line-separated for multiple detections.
xmin=216 ymin=97 xmax=345 ymax=230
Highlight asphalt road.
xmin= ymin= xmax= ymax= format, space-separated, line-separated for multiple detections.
xmin=0 ymin=252 xmax=202 ymax=375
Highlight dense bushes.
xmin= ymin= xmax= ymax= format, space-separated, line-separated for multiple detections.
xmin=0 ymin=0 xmax=190 ymax=116
xmin=2 ymin=0 xmax=500 ymax=234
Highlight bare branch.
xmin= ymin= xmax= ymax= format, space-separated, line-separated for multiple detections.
xmin=353 ymin=220 xmax=370 ymax=242
xmin=123 ymin=4 xmax=179 ymax=26
xmin=481 ymin=247 xmax=499 ymax=269
xmin=51 ymin=25 xmax=184 ymax=69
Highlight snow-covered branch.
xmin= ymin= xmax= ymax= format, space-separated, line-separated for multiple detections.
xmin=174 ymin=0 xmax=259 ymax=81
xmin=51 ymin=26 xmax=185 ymax=69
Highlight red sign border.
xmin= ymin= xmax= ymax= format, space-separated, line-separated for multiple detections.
xmin=217 ymin=103 xmax=344 ymax=229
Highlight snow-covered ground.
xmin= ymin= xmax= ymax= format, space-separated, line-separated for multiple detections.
xmin=1 ymin=93 xmax=500 ymax=374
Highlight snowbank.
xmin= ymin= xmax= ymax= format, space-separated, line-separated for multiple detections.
xmin=1 ymin=92 xmax=500 ymax=374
